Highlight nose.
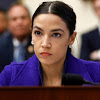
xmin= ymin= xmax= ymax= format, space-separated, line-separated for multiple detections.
xmin=16 ymin=18 xmax=23 ymax=24
xmin=41 ymin=36 xmax=51 ymax=48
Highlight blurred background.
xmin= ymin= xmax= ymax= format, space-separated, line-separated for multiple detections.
xmin=0 ymin=0 xmax=99 ymax=58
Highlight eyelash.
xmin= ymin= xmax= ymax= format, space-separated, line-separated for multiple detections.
xmin=33 ymin=30 xmax=61 ymax=38
xmin=34 ymin=31 xmax=42 ymax=36
xmin=52 ymin=33 xmax=61 ymax=38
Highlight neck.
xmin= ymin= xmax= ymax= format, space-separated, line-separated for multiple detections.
xmin=42 ymin=62 xmax=64 ymax=86
xmin=14 ymin=35 xmax=29 ymax=42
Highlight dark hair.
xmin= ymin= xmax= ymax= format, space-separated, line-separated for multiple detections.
xmin=0 ymin=8 xmax=6 ymax=14
xmin=0 ymin=8 xmax=7 ymax=21
xmin=31 ymin=1 xmax=76 ymax=36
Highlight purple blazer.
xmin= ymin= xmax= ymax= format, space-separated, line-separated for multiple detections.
xmin=0 ymin=51 xmax=100 ymax=86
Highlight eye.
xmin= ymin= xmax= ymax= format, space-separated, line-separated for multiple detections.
xmin=34 ymin=31 xmax=42 ymax=36
xmin=21 ymin=16 xmax=28 ymax=20
xmin=52 ymin=33 xmax=61 ymax=37
xmin=11 ymin=17 xmax=17 ymax=21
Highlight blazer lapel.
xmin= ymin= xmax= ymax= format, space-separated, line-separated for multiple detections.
xmin=10 ymin=55 xmax=41 ymax=86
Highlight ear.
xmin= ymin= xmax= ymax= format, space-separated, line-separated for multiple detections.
xmin=68 ymin=32 xmax=77 ymax=46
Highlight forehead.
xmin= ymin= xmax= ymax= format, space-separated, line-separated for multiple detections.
xmin=8 ymin=5 xmax=29 ymax=17
xmin=33 ymin=14 xmax=67 ymax=28
xmin=93 ymin=0 xmax=100 ymax=7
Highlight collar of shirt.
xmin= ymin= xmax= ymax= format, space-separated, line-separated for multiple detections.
xmin=13 ymin=37 xmax=28 ymax=47
xmin=12 ymin=37 xmax=28 ymax=61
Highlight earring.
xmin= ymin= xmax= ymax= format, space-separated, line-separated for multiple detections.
xmin=31 ymin=41 xmax=34 ymax=45
xmin=69 ymin=45 xmax=72 ymax=48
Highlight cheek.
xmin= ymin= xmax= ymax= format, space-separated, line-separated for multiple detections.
xmin=8 ymin=22 xmax=15 ymax=29
xmin=32 ymin=33 xmax=37 ymax=42
xmin=32 ymin=35 xmax=39 ymax=44
xmin=60 ymin=39 xmax=69 ymax=52
xmin=32 ymin=36 xmax=41 ymax=51
xmin=25 ymin=20 xmax=31 ymax=26
xmin=33 ymin=42 xmax=39 ymax=55
xmin=53 ymin=40 xmax=69 ymax=54
xmin=60 ymin=37 xmax=69 ymax=47
xmin=32 ymin=33 xmax=34 ymax=41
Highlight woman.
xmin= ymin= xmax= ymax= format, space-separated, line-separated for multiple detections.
xmin=0 ymin=1 xmax=100 ymax=86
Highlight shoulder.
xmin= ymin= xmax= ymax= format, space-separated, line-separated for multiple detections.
xmin=68 ymin=51 xmax=100 ymax=72
xmin=0 ymin=54 xmax=39 ymax=86
xmin=2 ymin=54 xmax=38 ymax=74
xmin=0 ymin=60 xmax=27 ymax=78
xmin=78 ymin=59 xmax=100 ymax=79
xmin=0 ymin=61 xmax=27 ymax=86
xmin=82 ymin=28 xmax=98 ymax=38
xmin=80 ymin=59 xmax=100 ymax=82
xmin=79 ymin=58 xmax=100 ymax=69
xmin=0 ymin=33 xmax=12 ymax=45
xmin=70 ymin=52 xmax=100 ymax=70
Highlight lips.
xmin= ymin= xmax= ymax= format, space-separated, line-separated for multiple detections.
xmin=40 ymin=52 xmax=52 ymax=57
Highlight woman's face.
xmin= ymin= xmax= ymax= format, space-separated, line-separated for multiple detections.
xmin=32 ymin=14 xmax=76 ymax=66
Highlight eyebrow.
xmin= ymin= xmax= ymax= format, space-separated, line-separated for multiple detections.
xmin=51 ymin=29 xmax=64 ymax=33
xmin=33 ymin=26 xmax=64 ymax=33
xmin=33 ymin=26 xmax=43 ymax=31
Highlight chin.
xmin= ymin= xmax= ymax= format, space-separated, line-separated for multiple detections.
xmin=40 ymin=59 xmax=54 ymax=65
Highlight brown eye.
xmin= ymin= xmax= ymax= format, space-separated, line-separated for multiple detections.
xmin=35 ymin=31 xmax=42 ymax=36
xmin=52 ymin=33 xmax=61 ymax=37
xmin=11 ymin=17 xmax=17 ymax=21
